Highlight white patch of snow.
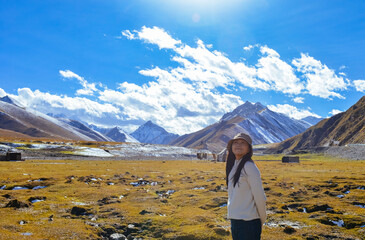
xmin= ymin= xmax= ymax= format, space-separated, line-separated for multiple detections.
xmin=74 ymin=147 xmax=114 ymax=157
xmin=72 ymin=202 xmax=87 ymax=205
xmin=33 ymin=186 xmax=47 ymax=190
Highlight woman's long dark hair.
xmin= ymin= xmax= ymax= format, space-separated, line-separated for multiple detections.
xmin=225 ymin=144 xmax=253 ymax=187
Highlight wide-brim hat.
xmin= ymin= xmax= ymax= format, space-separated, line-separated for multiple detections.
xmin=227 ymin=132 xmax=253 ymax=151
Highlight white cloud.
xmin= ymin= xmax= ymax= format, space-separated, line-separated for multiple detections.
xmin=339 ymin=65 xmax=346 ymax=70
xmin=329 ymin=109 xmax=343 ymax=116
xmin=353 ymin=80 xmax=365 ymax=92
xmin=243 ymin=45 xmax=253 ymax=51
xmin=59 ymin=70 xmax=84 ymax=81
xmin=127 ymin=26 xmax=351 ymax=98
xmin=122 ymin=26 xmax=181 ymax=49
xmin=9 ymin=88 xmax=120 ymax=128
xmin=59 ymin=70 xmax=98 ymax=96
xmin=256 ymin=46 xmax=303 ymax=94
xmin=292 ymin=97 xmax=304 ymax=103
xmin=267 ymin=104 xmax=321 ymax=120
xmin=292 ymin=53 xmax=349 ymax=99
xmin=0 ymin=88 xmax=6 ymax=97
xmin=121 ymin=30 xmax=136 ymax=40
xmin=339 ymin=72 xmax=346 ymax=76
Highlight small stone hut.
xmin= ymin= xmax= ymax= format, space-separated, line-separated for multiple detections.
xmin=217 ymin=148 xmax=228 ymax=162
xmin=0 ymin=152 xmax=23 ymax=161
xmin=282 ymin=156 xmax=299 ymax=163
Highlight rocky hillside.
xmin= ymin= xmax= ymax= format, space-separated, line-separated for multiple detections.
xmin=170 ymin=101 xmax=313 ymax=152
xmin=0 ymin=97 xmax=108 ymax=141
xmin=131 ymin=121 xmax=179 ymax=145
xmin=271 ymin=95 xmax=365 ymax=153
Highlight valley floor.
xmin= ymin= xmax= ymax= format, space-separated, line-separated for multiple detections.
xmin=0 ymin=155 xmax=364 ymax=239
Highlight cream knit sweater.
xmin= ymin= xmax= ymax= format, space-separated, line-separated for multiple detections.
xmin=227 ymin=159 xmax=267 ymax=224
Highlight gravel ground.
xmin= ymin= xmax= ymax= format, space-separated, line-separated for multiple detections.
xmin=321 ymin=145 xmax=365 ymax=160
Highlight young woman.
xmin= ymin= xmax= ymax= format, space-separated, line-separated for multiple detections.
xmin=226 ymin=133 xmax=267 ymax=240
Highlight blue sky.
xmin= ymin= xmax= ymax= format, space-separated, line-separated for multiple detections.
xmin=0 ymin=0 xmax=364 ymax=134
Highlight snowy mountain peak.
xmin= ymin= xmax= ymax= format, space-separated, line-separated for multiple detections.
xmin=106 ymin=127 xmax=139 ymax=143
xmin=221 ymin=101 xmax=266 ymax=121
xmin=0 ymin=95 xmax=20 ymax=107
xmin=131 ymin=121 xmax=179 ymax=145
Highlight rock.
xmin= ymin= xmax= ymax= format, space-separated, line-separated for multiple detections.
xmin=213 ymin=227 xmax=230 ymax=236
xmin=5 ymin=199 xmax=29 ymax=208
xmin=139 ymin=210 xmax=152 ymax=215
xmin=71 ymin=206 xmax=89 ymax=216
xmin=98 ymin=196 xmax=121 ymax=205
xmin=306 ymin=204 xmax=331 ymax=213
xmin=2 ymin=194 xmax=11 ymax=198
xmin=304 ymin=235 xmax=319 ymax=240
xmin=283 ymin=226 xmax=296 ymax=234
xmin=110 ymin=233 xmax=127 ymax=240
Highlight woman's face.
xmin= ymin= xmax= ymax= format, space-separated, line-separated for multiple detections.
xmin=232 ymin=139 xmax=250 ymax=159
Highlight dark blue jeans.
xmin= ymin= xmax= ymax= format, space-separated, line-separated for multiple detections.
xmin=230 ymin=219 xmax=262 ymax=240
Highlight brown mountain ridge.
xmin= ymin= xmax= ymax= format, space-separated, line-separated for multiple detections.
xmin=271 ymin=95 xmax=365 ymax=153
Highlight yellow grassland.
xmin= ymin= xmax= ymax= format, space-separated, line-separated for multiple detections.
xmin=0 ymin=155 xmax=364 ymax=239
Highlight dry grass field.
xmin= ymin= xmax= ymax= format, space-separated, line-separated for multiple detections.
xmin=0 ymin=154 xmax=364 ymax=240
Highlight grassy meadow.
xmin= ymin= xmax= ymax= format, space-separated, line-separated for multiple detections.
xmin=0 ymin=154 xmax=364 ymax=240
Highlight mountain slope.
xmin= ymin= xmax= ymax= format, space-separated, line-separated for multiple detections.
xmin=0 ymin=100 xmax=95 ymax=141
xmin=171 ymin=101 xmax=311 ymax=152
xmin=131 ymin=121 xmax=179 ymax=145
xmin=57 ymin=118 xmax=113 ymax=142
xmin=272 ymin=95 xmax=365 ymax=153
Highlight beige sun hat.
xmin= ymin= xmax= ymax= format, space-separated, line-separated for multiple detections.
xmin=227 ymin=132 xmax=253 ymax=150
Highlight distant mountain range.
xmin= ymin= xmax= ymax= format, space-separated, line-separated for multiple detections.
xmin=170 ymin=101 xmax=321 ymax=152
xmin=0 ymin=95 xmax=329 ymax=149
xmin=131 ymin=121 xmax=179 ymax=145
xmin=270 ymin=95 xmax=365 ymax=153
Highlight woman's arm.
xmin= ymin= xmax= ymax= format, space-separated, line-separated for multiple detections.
xmin=245 ymin=161 xmax=267 ymax=225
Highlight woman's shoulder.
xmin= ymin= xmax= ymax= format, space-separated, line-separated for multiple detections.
xmin=243 ymin=160 xmax=260 ymax=175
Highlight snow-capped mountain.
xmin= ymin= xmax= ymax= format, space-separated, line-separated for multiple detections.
xmin=131 ymin=120 xmax=179 ymax=145
xmin=0 ymin=96 xmax=97 ymax=141
xmin=170 ymin=101 xmax=315 ymax=152
xmin=0 ymin=96 xmax=21 ymax=107
xmin=105 ymin=127 xmax=139 ymax=143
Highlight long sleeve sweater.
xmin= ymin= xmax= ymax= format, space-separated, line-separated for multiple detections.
xmin=227 ymin=159 xmax=267 ymax=225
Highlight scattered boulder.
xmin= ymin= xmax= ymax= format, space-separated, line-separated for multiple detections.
xmin=306 ymin=204 xmax=331 ymax=213
xmin=98 ymin=196 xmax=121 ymax=205
xmin=71 ymin=206 xmax=90 ymax=216
xmin=2 ymin=193 xmax=12 ymax=199
xmin=283 ymin=226 xmax=296 ymax=234
xmin=139 ymin=209 xmax=153 ymax=215
xmin=5 ymin=199 xmax=29 ymax=208
xmin=213 ymin=227 xmax=230 ymax=236
xmin=110 ymin=233 xmax=127 ymax=240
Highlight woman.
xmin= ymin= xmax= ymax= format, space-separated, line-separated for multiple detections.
xmin=226 ymin=133 xmax=266 ymax=240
